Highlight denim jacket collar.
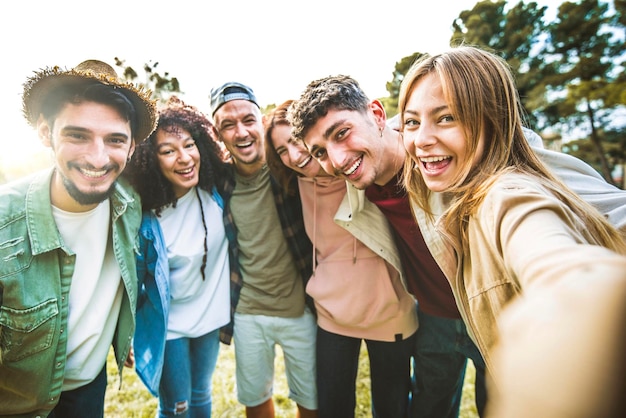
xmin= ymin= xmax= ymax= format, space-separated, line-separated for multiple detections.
xmin=25 ymin=168 xmax=137 ymax=256
xmin=25 ymin=169 xmax=63 ymax=255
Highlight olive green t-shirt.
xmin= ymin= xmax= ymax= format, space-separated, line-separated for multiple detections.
xmin=231 ymin=165 xmax=305 ymax=316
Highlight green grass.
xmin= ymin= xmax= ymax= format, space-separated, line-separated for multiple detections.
xmin=105 ymin=343 xmax=478 ymax=417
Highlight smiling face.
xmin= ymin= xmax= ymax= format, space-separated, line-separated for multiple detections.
xmin=270 ymin=124 xmax=325 ymax=178
xmin=402 ymin=73 xmax=484 ymax=192
xmin=212 ymin=99 xmax=264 ymax=177
xmin=302 ymin=102 xmax=400 ymax=189
xmin=154 ymin=126 xmax=201 ymax=198
xmin=39 ymin=100 xmax=134 ymax=212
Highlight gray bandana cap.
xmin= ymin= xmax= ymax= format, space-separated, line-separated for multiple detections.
xmin=209 ymin=81 xmax=258 ymax=116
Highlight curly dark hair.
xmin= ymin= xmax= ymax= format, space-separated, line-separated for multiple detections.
xmin=124 ymin=96 xmax=233 ymax=215
xmin=288 ymin=74 xmax=370 ymax=141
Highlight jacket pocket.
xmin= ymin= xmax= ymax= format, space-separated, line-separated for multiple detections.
xmin=0 ymin=299 xmax=58 ymax=362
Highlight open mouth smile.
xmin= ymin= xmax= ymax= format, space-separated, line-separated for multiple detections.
xmin=80 ymin=168 xmax=108 ymax=178
xmin=297 ymin=155 xmax=312 ymax=168
xmin=176 ymin=167 xmax=194 ymax=175
xmin=344 ymin=157 xmax=362 ymax=176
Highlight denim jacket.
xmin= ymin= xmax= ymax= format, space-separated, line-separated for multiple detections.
xmin=134 ymin=187 xmax=233 ymax=397
xmin=0 ymin=169 xmax=141 ymax=417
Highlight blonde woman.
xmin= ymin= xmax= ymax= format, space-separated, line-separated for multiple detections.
xmin=399 ymin=45 xmax=626 ymax=416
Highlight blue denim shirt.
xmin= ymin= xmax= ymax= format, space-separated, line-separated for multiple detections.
xmin=134 ymin=187 xmax=231 ymax=397
xmin=0 ymin=169 xmax=141 ymax=417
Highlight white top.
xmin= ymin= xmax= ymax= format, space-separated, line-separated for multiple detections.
xmin=53 ymin=200 xmax=123 ymax=390
xmin=158 ymin=187 xmax=230 ymax=339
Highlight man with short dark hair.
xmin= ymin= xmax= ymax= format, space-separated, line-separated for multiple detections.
xmin=0 ymin=59 xmax=157 ymax=417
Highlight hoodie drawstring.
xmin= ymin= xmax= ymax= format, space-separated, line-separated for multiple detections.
xmin=344 ymin=182 xmax=357 ymax=263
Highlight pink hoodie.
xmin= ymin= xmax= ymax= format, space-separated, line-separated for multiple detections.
xmin=298 ymin=176 xmax=418 ymax=341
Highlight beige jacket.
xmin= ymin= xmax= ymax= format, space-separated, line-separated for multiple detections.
xmin=485 ymin=263 xmax=626 ymax=418
xmin=404 ymin=131 xmax=626 ymax=415
xmin=415 ymin=173 xmax=626 ymax=372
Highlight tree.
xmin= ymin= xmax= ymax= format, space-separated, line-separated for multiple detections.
xmin=605 ymin=0 xmax=626 ymax=106
xmin=383 ymin=1 xmax=548 ymax=123
xmin=615 ymin=0 xmax=626 ymax=25
xmin=262 ymin=103 xmax=277 ymax=115
xmin=114 ymin=58 xmax=181 ymax=103
xmin=451 ymin=1 xmax=549 ymax=126
xmin=537 ymin=0 xmax=620 ymax=184
xmin=382 ymin=52 xmax=426 ymax=117
xmin=563 ymin=128 xmax=626 ymax=180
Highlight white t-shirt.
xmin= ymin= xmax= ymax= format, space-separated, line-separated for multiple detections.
xmin=53 ymin=200 xmax=123 ymax=390
xmin=157 ymin=187 xmax=230 ymax=339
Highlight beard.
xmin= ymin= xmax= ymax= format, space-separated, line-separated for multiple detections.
xmin=61 ymin=175 xmax=116 ymax=206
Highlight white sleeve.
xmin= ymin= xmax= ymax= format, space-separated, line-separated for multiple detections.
xmin=522 ymin=127 xmax=544 ymax=148
xmin=522 ymin=127 xmax=626 ymax=232
xmin=534 ymin=146 xmax=626 ymax=232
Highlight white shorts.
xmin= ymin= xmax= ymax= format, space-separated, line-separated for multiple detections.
xmin=233 ymin=308 xmax=317 ymax=409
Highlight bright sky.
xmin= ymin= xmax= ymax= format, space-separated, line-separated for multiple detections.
xmin=1 ymin=0 xmax=562 ymax=174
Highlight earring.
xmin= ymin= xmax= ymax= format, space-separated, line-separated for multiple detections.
xmin=380 ymin=127 xmax=384 ymax=137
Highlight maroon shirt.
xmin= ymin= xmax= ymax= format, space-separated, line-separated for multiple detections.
xmin=365 ymin=173 xmax=461 ymax=319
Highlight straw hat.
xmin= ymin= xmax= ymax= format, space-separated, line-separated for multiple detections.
xmin=22 ymin=59 xmax=158 ymax=141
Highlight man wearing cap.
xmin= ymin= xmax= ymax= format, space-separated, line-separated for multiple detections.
xmin=209 ymin=82 xmax=318 ymax=418
xmin=0 ymin=59 xmax=157 ymax=417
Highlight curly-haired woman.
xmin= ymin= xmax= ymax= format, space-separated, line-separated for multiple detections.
xmin=125 ymin=96 xmax=235 ymax=417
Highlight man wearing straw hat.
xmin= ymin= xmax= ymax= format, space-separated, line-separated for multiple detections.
xmin=0 ymin=59 xmax=157 ymax=417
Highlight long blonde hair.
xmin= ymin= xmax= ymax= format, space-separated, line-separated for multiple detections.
xmin=399 ymin=45 xmax=625 ymax=253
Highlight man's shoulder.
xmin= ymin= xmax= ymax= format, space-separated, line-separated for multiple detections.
xmin=112 ymin=177 xmax=142 ymax=214
xmin=0 ymin=171 xmax=48 ymax=225
xmin=0 ymin=170 xmax=43 ymax=193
